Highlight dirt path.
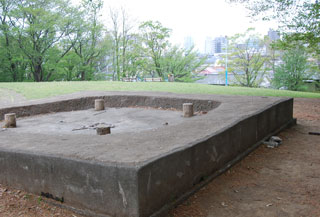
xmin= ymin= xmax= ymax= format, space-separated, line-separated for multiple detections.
xmin=0 ymin=97 xmax=319 ymax=217
xmin=0 ymin=88 xmax=27 ymax=108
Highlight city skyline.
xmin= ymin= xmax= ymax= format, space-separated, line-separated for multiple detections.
xmin=187 ymin=28 xmax=278 ymax=55
xmin=101 ymin=0 xmax=279 ymax=52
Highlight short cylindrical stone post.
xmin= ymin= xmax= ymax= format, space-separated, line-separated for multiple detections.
xmin=95 ymin=99 xmax=105 ymax=111
xmin=96 ymin=126 xmax=111 ymax=135
xmin=4 ymin=113 xmax=16 ymax=128
xmin=183 ymin=103 xmax=194 ymax=117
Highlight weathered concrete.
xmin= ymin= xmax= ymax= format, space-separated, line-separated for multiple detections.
xmin=95 ymin=99 xmax=105 ymax=111
xmin=0 ymin=93 xmax=218 ymax=121
xmin=0 ymin=92 xmax=294 ymax=217
xmin=3 ymin=113 xmax=16 ymax=128
xmin=182 ymin=103 xmax=193 ymax=117
xmin=96 ymin=126 xmax=111 ymax=135
xmin=6 ymin=108 xmax=185 ymax=135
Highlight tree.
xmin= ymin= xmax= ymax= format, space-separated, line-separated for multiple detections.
xmin=92 ymin=34 xmax=114 ymax=80
xmin=228 ymin=0 xmax=320 ymax=85
xmin=220 ymin=29 xmax=269 ymax=87
xmin=0 ymin=0 xmax=27 ymax=81
xmin=264 ymin=35 xmax=281 ymax=75
xmin=139 ymin=20 xmax=171 ymax=78
xmin=227 ymin=0 xmax=320 ymax=54
xmin=160 ymin=46 xmax=207 ymax=82
xmin=122 ymin=33 xmax=147 ymax=78
xmin=10 ymin=0 xmax=78 ymax=82
xmin=109 ymin=8 xmax=121 ymax=81
xmin=119 ymin=8 xmax=134 ymax=79
xmin=72 ymin=0 xmax=105 ymax=81
xmin=272 ymin=46 xmax=311 ymax=90
xmin=108 ymin=7 xmax=135 ymax=80
xmin=58 ymin=49 xmax=81 ymax=81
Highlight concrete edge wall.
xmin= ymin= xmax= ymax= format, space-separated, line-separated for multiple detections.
xmin=0 ymin=97 xmax=294 ymax=217
xmin=0 ymin=95 xmax=220 ymax=121
xmin=151 ymin=118 xmax=297 ymax=217
xmin=0 ymin=150 xmax=140 ymax=217
xmin=137 ymin=98 xmax=294 ymax=217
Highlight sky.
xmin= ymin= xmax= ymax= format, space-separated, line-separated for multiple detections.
xmin=99 ymin=0 xmax=278 ymax=52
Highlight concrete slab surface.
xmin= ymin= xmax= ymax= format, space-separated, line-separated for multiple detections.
xmin=0 ymin=92 xmax=294 ymax=217
xmin=7 ymin=107 xmax=184 ymax=135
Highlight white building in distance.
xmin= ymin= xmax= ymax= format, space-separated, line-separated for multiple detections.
xmin=205 ymin=37 xmax=214 ymax=55
xmin=184 ymin=36 xmax=195 ymax=50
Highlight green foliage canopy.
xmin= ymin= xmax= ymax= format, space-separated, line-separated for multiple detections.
xmin=272 ymin=46 xmax=311 ymax=90
xmin=0 ymin=1 xmax=208 ymax=83
xmin=139 ymin=20 xmax=171 ymax=78
xmin=220 ymin=29 xmax=269 ymax=87
xmin=160 ymin=46 xmax=207 ymax=82
xmin=227 ymin=0 xmax=320 ymax=54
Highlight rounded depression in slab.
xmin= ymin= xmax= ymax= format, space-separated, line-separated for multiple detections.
xmin=9 ymin=107 xmax=187 ymax=135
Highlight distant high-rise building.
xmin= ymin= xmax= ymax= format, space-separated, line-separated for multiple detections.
xmin=205 ymin=37 xmax=214 ymax=55
xmin=184 ymin=36 xmax=194 ymax=50
xmin=247 ymin=37 xmax=261 ymax=50
xmin=268 ymin=29 xmax=280 ymax=41
xmin=213 ymin=36 xmax=227 ymax=53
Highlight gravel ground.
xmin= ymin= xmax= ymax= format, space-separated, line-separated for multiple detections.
xmin=0 ymin=96 xmax=319 ymax=217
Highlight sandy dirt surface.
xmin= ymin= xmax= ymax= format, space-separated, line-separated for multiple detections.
xmin=0 ymin=96 xmax=319 ymax=217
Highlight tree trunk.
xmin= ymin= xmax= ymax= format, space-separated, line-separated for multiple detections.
xmin=11 ymin=63 xmax=17 ymax=81
xmin=80 ymin=70 xmax=85 ymax=80
xmin=33 ymin=62 xmax=43 ymax=82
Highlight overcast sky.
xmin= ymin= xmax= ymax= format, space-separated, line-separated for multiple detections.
xmin=100 ymin=0 xmax=278 ymax=52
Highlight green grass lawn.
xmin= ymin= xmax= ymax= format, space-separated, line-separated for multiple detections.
xmin=0 ymin=81 xmax=319 ymax=99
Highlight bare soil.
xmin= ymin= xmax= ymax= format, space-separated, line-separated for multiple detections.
xmin=0 ymin=97 xmax=319 ymax=217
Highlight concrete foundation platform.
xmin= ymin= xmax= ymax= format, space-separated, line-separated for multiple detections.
xmin=0 ymin=92 xmax=294 ymax=217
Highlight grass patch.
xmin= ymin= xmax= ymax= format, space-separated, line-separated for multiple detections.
xmin=0 ymin=81 xmax=319 ymax=99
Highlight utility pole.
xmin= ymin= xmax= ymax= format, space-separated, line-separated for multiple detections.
xmin=225 ymin=36 xmax=228 ymax=86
